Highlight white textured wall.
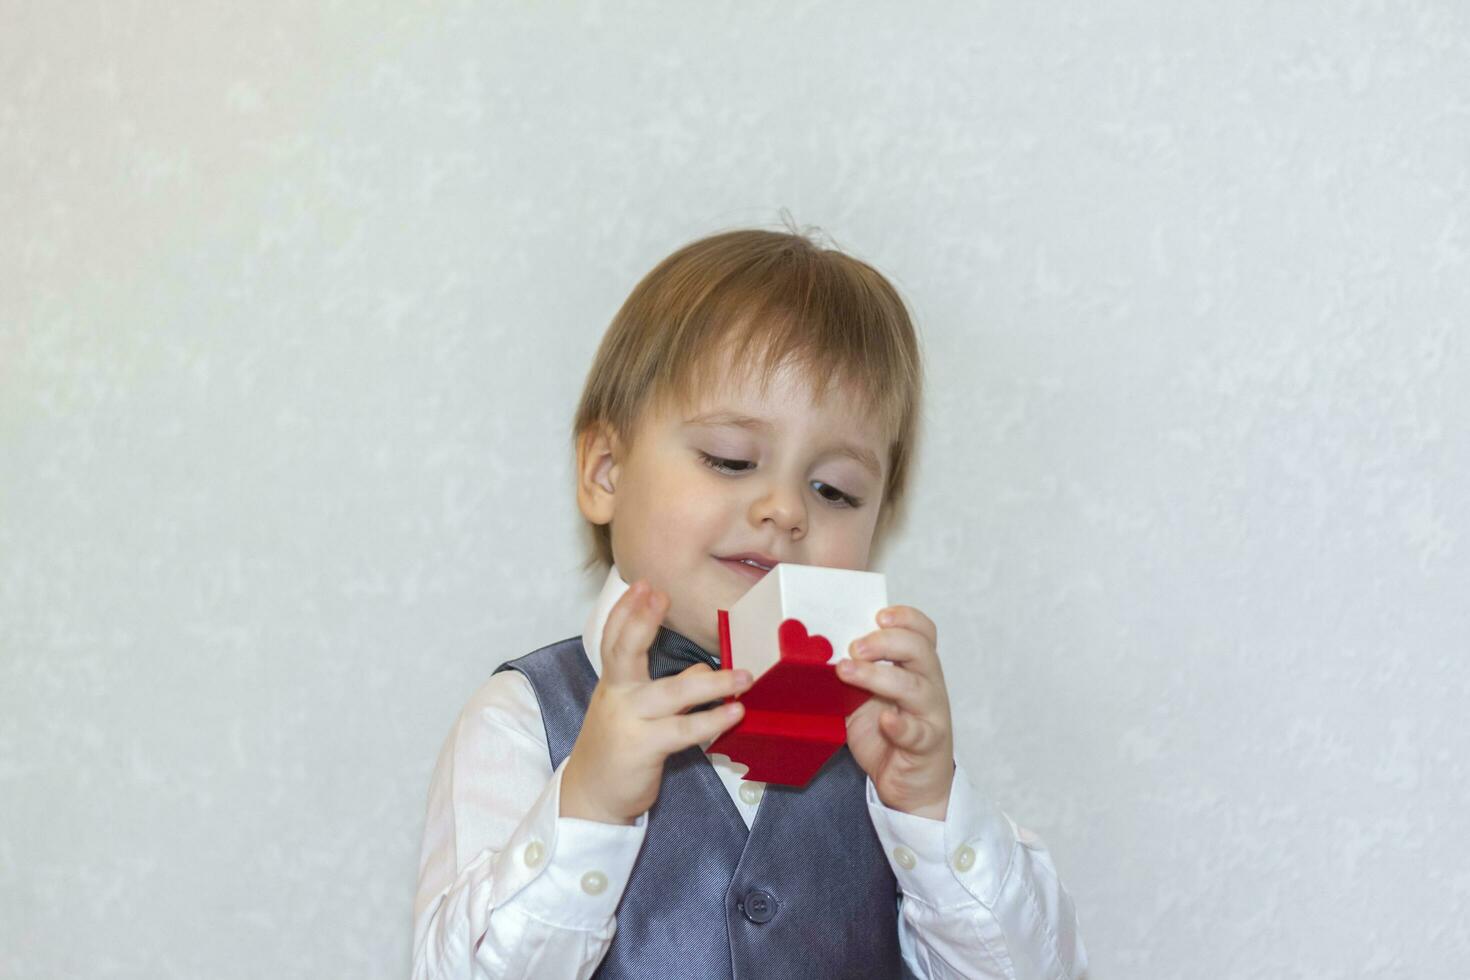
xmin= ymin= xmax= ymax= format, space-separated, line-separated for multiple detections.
xmin=4 ymin=2 xmax=1467 ymax=977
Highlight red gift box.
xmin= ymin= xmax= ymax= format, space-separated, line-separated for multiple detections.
xmin=707 ymin=609 xmax=872 ymax=787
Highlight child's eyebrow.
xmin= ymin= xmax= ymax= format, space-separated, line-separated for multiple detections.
xmin=685 ymin=411 xmax=775 ymax=432
xmin=827 ymin=444 xmax=883 ymax=479
xmin=684 ymin=411 xmax=883 ymax=479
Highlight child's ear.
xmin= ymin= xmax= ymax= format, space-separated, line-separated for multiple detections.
xmin=575 ymin=422 xmax=621 ymax=525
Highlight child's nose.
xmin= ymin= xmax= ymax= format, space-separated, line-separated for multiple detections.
xmin=748 ymin=482 xmax=807 ymax=538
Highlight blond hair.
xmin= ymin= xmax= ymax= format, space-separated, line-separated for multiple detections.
xmin=571 ymin=225 xmax=924 ymax=571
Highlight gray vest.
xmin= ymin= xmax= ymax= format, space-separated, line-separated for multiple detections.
xmin=496 ymin=637 xmax=909 ymax=980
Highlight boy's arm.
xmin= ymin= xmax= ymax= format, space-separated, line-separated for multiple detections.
xmin=866 ymin=762 xmax=1090 ymax=980
xmin=411 ymin=670 xmax=648 ymax=980
xmin=414 ymin=582 xmax=747 ymax=979
xmin=840 ymin=605 xmax=1087 ymax=978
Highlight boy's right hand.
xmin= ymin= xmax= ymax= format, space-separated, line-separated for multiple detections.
xmin=560 ymin=579 xmax=753 ymax=825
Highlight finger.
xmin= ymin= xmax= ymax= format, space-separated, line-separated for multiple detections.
xmin=597 ymin=581 xmax=646 ymax=684
xmin=596 ymin=581 xmax=643 ymax=681
xmin=655 ymin=700 xmax=745 ymax=753
xmin=879 ymin=706 xmax=931 ymax=752
xmin=835 ymin=658 xmax=930 ymax=714
xmin=601 ymin=581 xmax=666 ymax=684
xmin=875 ymin=605 xmax=938 ymax=647
xmin=848 ymin=627 xmax=932 ymax=668
xmin=638 ymin=664 xmax=753 ymax=718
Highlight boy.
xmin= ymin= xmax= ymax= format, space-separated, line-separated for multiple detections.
xmin=412 ymin=228 xmax=1088 ymax=978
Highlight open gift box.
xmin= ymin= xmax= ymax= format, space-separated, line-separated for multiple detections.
xmin=707 ymin=563 xmax=888 ymax=787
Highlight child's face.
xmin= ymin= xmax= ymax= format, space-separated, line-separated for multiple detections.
xmin=581 ymin=354 xmax=888 ymax=654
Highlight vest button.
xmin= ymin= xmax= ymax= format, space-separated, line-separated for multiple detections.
xmin=740 ymin=888 xmax=778 ymax=924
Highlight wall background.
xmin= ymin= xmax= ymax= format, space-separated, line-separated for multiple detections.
xmin=3 ymin=2 xmax=1467 ymax=977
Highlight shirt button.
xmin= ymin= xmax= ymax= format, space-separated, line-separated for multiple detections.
xmin=580 ymin=870 xmax=608 ymax=896
xmin=738 ymin=781 xmax=765 ymax=806
xmin=522 ymin=841 xmax=545 ymax=868
xmin=740 ymin=888 xmax=778 ymax=924
xmin=892 ymin=846 xmax=916 ymax=871
xmin=953 ymin=845 xmax=976 ymax=872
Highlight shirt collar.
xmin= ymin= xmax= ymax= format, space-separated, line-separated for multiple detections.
xmin=581 ymin=563 xmax=631 ymax=679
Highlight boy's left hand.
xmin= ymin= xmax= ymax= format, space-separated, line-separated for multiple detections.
xmin=838 ymin=605 xmax=955 ymax=821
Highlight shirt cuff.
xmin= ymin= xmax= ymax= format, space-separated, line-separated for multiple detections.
xmin=865 ymin=761 xmax=1018 ymax=911
xmin=489 ymin=757 xmax=649 ymax=930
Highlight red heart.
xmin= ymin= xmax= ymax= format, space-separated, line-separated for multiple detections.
xmin=777 ymin=618 xmax=833 ymax=665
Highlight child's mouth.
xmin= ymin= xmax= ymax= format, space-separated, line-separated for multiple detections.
xmin=715 ymin=556 xmax=774 ymax=582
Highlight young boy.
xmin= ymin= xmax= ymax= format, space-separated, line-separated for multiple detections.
xmin=412 ymin=229 xmax=1089 ymax=979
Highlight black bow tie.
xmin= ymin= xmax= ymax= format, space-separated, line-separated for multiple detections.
xmin=646 ymin=625 xmax=721 ymax=680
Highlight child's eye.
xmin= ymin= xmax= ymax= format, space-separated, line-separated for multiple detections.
xmin=698 ymin=451 xmax=755 ymax=474
xmin=699 ymin=452 xmax=862 ymax=509
xmin=812 ymin=481 xmax=863 ymax=509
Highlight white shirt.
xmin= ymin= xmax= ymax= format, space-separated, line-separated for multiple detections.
xmin=412 ymin=565 xmax=1089 ymax=979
